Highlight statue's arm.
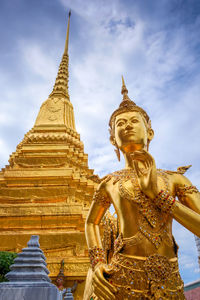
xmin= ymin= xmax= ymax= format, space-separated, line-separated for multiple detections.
xmin=85 ymin=183 xmax=117 ymax=300
xmin=174 ymin=174 xmax=200 ymax=213
xmin=171 ymin=174 xmax=200 ymax=237
xmin=85 ymin=184 xmax=111 ymax=249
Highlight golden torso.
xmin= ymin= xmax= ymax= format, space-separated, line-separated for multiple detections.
xmin=105 ymin=170 xmax=177 ymax=258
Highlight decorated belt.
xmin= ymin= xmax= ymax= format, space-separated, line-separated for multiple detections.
xmin=112 ymin=252 xmax=178 ymax=282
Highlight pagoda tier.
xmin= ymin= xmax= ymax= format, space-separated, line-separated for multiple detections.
xmin=0 ymin=12 xmax=96 ymax=300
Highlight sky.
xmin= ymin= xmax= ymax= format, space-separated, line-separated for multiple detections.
xmin=0 ymin=0 xmax=200 ymax=284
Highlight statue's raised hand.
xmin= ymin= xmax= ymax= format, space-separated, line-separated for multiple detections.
xmin=130 ymin=150 xmax=158 ymax=199
xmin=92 ymin=263 xmax=117 ymax=300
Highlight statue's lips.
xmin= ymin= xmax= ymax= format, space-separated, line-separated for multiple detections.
xmin=123 ymin=131 xmax=136 ymax=136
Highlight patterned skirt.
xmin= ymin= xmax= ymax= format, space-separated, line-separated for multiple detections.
xmin=105 ymin=253 xmax=185 ymax=300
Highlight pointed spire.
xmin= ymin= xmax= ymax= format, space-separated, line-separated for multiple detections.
xmin=49 ymin=11 xmax=71 ymax=99
xmin=121 ymin=75 xmax=126 ymax=90
xmin=121 ymin=75 xmax=132 ymax=102
xmin=64 ymin=10 xmax=71 ymax=55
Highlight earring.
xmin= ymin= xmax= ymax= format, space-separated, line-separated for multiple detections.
xmin=114 ymin=146 xmax=120 ymax=161
xmin=147 ymin=139 xmax=150 ymax=151
xmin=112 ymin=137 xmax=120 ymax=161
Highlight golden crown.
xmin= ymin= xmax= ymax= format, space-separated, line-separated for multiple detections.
xmin=109 ymin=76 xmax=151 ymax=132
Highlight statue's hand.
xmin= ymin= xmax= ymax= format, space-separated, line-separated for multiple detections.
xmin=130 ymin=150 xmax=158 ymax=199
xmin=92 ymin=263 xmax=117 ymax=300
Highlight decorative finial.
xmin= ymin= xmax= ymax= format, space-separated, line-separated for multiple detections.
xmin=121 ymin=75 xmax=131 ymax=101
xmin=27 ymin=235 xmax=40 ymax=247
xmin=121 ymin=75 xmax=125 ymax=87
xmin=64 ymin=10 xmax=71 ymax=55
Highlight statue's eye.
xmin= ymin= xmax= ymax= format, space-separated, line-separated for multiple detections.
xmin=117 ymin=121 xmax=124 ymax=127
xmin=131 ymin=119 xmax=139 ymax=123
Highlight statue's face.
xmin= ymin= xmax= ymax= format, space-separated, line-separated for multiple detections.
xmin=56 ymin=277 xmax=64 ymax=287
xmin=114 ymin=111 xmax=151 ymax=152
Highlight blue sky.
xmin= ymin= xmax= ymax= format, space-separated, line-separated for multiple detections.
xmin=0 ymin=0 xmax=200 ymax=284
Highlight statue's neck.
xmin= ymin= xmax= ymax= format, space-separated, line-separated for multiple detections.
xmin=123 ymin=148 xmax=148 ymax=169
xmin=124 ymin=153 xmax=134 ymax=169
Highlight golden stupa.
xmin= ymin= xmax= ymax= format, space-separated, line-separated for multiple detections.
xmin=0 ymin=12 xmax=97 ymax=298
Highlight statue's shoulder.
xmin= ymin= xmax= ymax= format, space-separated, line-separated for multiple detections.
xmin=102 ymin=169 xmax=138 ymax=185
xmin=157 ymin=165 xmax=195 ymax=189
xmin=157 ymin=165 xmax=192 ymax=176
xmin=87 ymin=170 xmax=124 ymax=186
xmin=91 ymin=169 xmax=127 ymax=186
xmin=100 ymin=170 xmax=122 ymax=184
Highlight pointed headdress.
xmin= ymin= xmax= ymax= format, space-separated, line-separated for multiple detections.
xmin=56 ymin=259 xmax=65 ymax=279
xmin=109 ymin=77 xmax=151 ymax=136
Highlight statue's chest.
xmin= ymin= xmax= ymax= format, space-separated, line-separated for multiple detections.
xmin=118 ymin=178 xmax=160 ymax=225
xmin=107 ymin=169 xmax=173 ymax=249
xmin=107 ymin=169 xmax=171 ymax=227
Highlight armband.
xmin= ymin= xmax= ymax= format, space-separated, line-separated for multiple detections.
xmin=176 ymin=185 xmax=199 ymax=198
xmin=93 ymin=189 xmax=111 ymax=208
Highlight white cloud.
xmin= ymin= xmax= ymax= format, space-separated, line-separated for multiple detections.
xmin=0 ymin=138 xmax=11 ymax=166
xmin=19 ymin=41 xmax=58 ymax=81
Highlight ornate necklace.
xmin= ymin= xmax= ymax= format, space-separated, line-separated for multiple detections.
xmin=115 ymin=168 xmax=171 ymax=248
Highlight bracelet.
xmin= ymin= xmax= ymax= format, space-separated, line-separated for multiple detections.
xmin=154 ymin=190 xmax=176 ymax=214
xmin=88 ymin=246 xmax=106 ymax=270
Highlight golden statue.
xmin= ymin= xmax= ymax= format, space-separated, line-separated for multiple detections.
xmin=84 ymin=77 xmax=200 ymax=300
